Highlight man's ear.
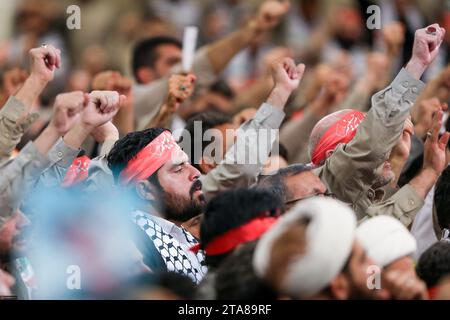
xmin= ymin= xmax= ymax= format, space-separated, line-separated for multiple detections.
xmin=135 ymin=180 xmax=158 ymax=201
xmin=329 ymin=273 xmax=350 ymax=300
xmin=198 ymin=156 xmax=216 ymax=174
xmin=136 ymin=67 xmax=154 ymax=84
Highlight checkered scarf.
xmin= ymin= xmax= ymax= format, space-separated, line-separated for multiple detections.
xmin=132 ymin=211 xmax=207 ymax=284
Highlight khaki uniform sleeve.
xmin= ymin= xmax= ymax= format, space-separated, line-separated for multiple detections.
xmin=200 ymin=103 xmax=285 ymax=201
xmin=362 ymin=184 xmax=425 ymax=227
xmin=0 ymin=96 xmax=39 ymax=163
xmin=316 ymin=68 xmax=425 ymax=218
xmin=36 ymin=138 xmax=81 ymax=188
xmin=0 ymin=142 xmax=50 ymax=226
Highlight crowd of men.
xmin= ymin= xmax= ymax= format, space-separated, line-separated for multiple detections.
xmin=2 ymin=0 xmax=450 ymax=300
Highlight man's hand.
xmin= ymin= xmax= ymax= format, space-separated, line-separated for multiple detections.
xmin=320 ymin=71 xmax=349 ymax=105
xmin=145 ymin=74 xmax=196 ymax=129
xmin=91 ymin=71 xmax=133 ymax=100
xmin=92 ymin=71 xmax=134 ymax=134
xmin=436 ymin=65 xmax=450 ymax=90
xmin=267 ymin=57 xmax=305 ymax=110
xmin=29 ymin=44 xmax=61 ymax=84
xmin=262 ymin=47 xmax=294 ymax=75
xmin=167 ymin=74 xmax=196 ymax=112
xmin=81 ymin=91 xmax=126 ymax=129
xmin=422 ymin=107 xmax=450 ymax=178
xmin=13 ymin=45 xmax=62 ymax=110
xmin=383 ymin=270 xmax=428 ymax=300
xmin=254 ymin=0 xmax=291 ymax=34
xmin=35 ymin=91 xmax=88 ymax=155
xmin=406 ymin=24 xmax=446 ymax=79
xmin=49 ymin=91 xmax=89 ymax=135
xmin=271 ymin=58 xmax=306 ymax=93
xmin=309 ymin=70 xmax=349 ymax=118
xmin=389 ymin=117 xmax=415 ymax=187
xmin=413 ymin=98 xmax=445 ymax=139
xmin=392 ymin=117 xmax=415 ymax=162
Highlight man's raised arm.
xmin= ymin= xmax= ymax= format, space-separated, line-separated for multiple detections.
xmin=316 ymin=24 xmax=445 ymax=218
xmin=201 ymin=58 xmax=305 ymax=200
xmin=0 ymin=45 xmax=61 ymax=162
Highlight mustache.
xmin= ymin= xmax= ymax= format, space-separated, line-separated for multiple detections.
xmin=189 ymin=179 xmax=203 ymax=198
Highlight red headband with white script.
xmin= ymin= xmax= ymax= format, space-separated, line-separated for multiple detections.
xmin=190 ymin=216 xmax=279 ymax=256
xmin=311 ymin=110 xmax=365 ymax=165
xmin=120 ymin=131 xmax=182 ymax=185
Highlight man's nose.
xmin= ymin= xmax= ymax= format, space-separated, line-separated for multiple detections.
xmin=189 ymin=165 xmax=201 ymax=181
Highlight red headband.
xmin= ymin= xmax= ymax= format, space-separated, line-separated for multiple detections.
xmin=120 ymin=131 xmax=182 ymax=185
xmin=62 ymin=155 xmax=91 ymax=187
xmin=190 ymin=216 xmax=279 ymax=256
xmin=311 ymin=110 xmax=365 ymax=165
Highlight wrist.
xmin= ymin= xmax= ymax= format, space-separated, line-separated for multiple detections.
xmin=267 ymin=85 xmax=292 ymax=110
xmin=406 ymin=58 xmax=427 ymax=80
xmin=63 ymin=122 xmax=92 ymax=150
xmin=43 ymin=123 xmax=62 ymax=140
xmin=272 ymin=84 xmax=292 ymax=97
xmin=97 ymin=129 xmax=119 ymax=143
xmin=34 ymin=123 xmax=61 ymax=155
xmin=28 ymin=73 xmax=49 ymax=92
xmin=79 ymin=121 xmax=96 ymax=133
xmin=15 ymin=75 xmax=48 ymax=108
xmin=421 ymin=166 xmax=440 ymax=181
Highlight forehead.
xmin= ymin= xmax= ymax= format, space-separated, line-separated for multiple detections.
xmin=285 ymin=171 xmax=318 ymax=186
xmin=385 ymin=256 xmax=414 ymax=272
xmin=160 ymin=148 xmax=189 ymax=170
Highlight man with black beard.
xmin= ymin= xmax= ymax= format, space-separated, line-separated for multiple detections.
xmin=107 ymin=128 xmax=209 ymax=283
xmin=106 ymin=57 xmax=305 ymax=283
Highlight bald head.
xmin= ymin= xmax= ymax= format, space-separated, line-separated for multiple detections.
xmin=309 ymin=109 xmax=365 ymax=165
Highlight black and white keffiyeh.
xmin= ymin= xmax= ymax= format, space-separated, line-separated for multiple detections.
xmin=132 ymin=211 xmax=207 ymax=284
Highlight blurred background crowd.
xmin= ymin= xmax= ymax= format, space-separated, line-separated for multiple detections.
xmin=2 ymin=0 xmax=450 ymax=300
xmin=2 ymin=0 xmax=450 ymax=154
xmin=0 ymin=0 xmax=447 ymax=98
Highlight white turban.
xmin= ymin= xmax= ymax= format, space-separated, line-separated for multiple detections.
xmin=253 ymin=197 xmax=357 ymax=299
xmin=356 ymin=216 xmax=417 ymax=268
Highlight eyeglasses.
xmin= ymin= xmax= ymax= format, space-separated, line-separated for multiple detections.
xmin=285 ymin=191 xmax=337 ymax=207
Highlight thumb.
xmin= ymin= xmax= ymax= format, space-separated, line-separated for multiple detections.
xmin=119 ymin=94 xmax=127 ymax=107
xmin=296 ymin=64 xmax=306 ymax=79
